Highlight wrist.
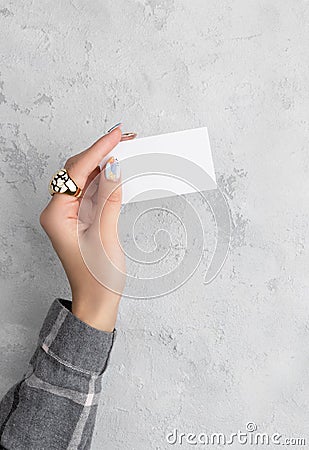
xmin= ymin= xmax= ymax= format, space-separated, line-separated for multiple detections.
xmin=71 ymin=292 xmax=121 ymax=332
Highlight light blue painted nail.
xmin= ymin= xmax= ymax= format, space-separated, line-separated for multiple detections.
xmin=105 ymin=157 xmax=121 ymax=181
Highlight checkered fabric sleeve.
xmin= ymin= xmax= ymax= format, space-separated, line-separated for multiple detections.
xmin=0 ymin=299 xmax=116 ymax=450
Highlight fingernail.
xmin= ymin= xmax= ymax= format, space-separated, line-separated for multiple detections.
xmin=104 ymin=156 xmax=121 ymax=181
xmin=107 ymin=122 xmax=122 ymax=133
xmin=120 ymin=132 xmax=137 ymax=141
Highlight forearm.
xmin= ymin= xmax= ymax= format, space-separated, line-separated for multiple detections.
xmin=0 ymin=126 xmax=128 ymax=449
xmin=0 ymin=299 xmax=116 ymax=450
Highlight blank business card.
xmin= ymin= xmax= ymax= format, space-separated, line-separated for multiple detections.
xmin=101 ymin=127 xmax=216 ymax=204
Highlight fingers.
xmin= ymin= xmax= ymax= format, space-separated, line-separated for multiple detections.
xmin=48 ymin=125 xmax=137 ymax=208
xmin=41 ymin=125 xmax=136 ymax=244
xmin=65 ymin=126 xmax=123 ymax=189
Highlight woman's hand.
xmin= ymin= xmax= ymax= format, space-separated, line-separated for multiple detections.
xmin=40 ymin=125 xmax=129 ymax=331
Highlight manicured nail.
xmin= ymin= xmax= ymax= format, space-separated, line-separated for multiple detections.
xmin=120 ymin=132 xmax=137 ymax=141
xmin=107 ymin=122 xmax=122 ymax=133
xmin=104 ymin=156 xmax=121 ymax=181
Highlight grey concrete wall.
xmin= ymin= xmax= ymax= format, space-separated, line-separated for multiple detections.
xmin=0 ymin=1 xmax=308 ymax=449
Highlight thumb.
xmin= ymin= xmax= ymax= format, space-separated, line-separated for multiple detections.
xmin=81 ymin=157 xmax=126 ymax=296
xmin=96 ymin=156 xmax=122 ymax=238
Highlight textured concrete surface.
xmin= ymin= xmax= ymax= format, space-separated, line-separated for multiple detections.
xmin=1 ymin=0 xmax=309 ymax=449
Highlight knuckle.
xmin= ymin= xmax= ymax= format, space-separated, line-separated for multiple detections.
xmin=103 ymin=183 xmax=122 ymax=205
xmin=39 ymin=204 xmax=56 ymax=231
xmin=65 ymin=156 xmax=76 ymax=169
xmin=106 ymin=191 xmax=122 ymax=204
xmin=39 ymin=208 xmax=49 ymax=229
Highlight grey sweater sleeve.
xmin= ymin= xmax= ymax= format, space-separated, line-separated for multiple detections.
xmin=0 ymin=298 xmax=116 ymax=450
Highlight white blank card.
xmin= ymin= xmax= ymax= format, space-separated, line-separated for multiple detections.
xmin=101 ymin=127 xmax=217 ymax=204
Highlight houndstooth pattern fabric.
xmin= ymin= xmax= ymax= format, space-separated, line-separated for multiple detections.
xmin=0 ymin=299 xmax=116 ymax=450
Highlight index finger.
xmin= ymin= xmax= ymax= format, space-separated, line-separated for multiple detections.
xmin=65 ymin=126 xmax=123 ymax=189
